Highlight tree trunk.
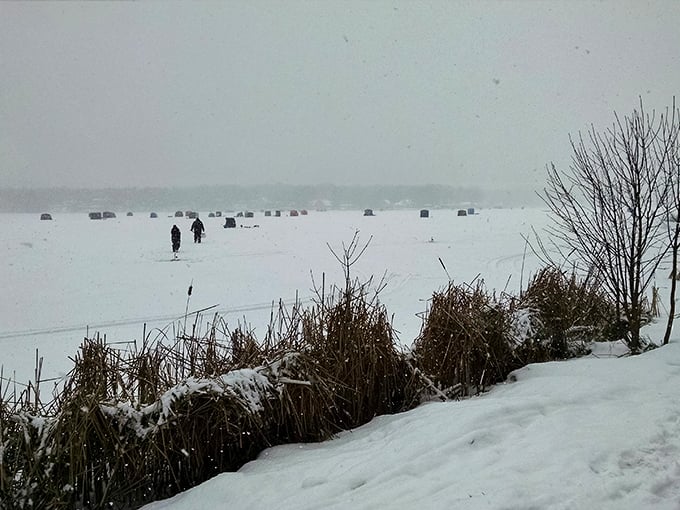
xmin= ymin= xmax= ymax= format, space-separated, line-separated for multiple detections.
xmin=663 ymin=243 xmax=678 ymax=345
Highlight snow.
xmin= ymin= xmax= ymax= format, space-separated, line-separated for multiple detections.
xmin=1 ymin=208 xmax=678 ymax=509
xmin=145 ymin=346 xmax=680 ymax=510
xmin=99 ymin=368 xmax=274 ymax=437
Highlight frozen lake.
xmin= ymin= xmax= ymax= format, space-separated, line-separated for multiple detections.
xmin=1 ymin=208 xmax=549 ymax=384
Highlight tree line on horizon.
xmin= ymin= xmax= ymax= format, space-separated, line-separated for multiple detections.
xmin=0 ymin=183 xmax=539 ymax=213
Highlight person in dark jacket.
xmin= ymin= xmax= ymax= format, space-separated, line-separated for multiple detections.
xmin=171 ymin=224 xmax=181 ymax=258
xmin=190 ymin=216 xmax=205 ymax=243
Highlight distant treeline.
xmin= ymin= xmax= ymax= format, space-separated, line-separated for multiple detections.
xmin=0 ymin=184 xmax=540 ymax=213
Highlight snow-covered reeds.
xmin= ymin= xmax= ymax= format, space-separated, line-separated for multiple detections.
xmin=0 ymin=272 xmax=411 ymax=508
xmin=409 ymin=266 xmax=622 ymax=402
xmin=514 ymin=266 xmax=621 ymax=361
xmin=0 ymin=333 xmax=294 ymax=508
xmin=0 ymin=263 xmax=623 ymax=508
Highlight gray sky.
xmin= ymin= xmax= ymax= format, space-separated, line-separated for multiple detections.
xmin=1 ymin=1 xmax=679 ymax=190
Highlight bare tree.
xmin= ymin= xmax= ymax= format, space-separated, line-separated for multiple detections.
xmin=659 ymin=101 xmax=680 ymax=344
xmin=542 ymin=100 xmax=677 ymax=353
xmin=662 ymin=177 xmax=680 ymax=345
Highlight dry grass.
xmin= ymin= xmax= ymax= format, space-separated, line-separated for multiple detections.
xmin=299 ymin=278 xmax=410 ymax=430
xmin=408 ymin=266 xmax=617 ymax=402
xmin=515 ymin=266 xmax=619 ymax=362
xmin=0 ymin=326 xmax=279 ymax=508
xmin=410 ymin=280 xmax=517 ymax=399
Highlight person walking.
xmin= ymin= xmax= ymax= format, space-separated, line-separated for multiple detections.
xmin=171 ymin=224 xmax=181 ymax=258
xmin=190 ymin=216 xmax=205 ymax=243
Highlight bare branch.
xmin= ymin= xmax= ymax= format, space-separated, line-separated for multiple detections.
xmin=539 ymin=99 xmax=678 ymax=352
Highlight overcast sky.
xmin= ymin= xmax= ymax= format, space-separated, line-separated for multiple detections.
xmin=1 ymin=1 xmax=679 ymax=190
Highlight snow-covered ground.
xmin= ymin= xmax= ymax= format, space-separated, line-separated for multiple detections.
xmin=2 ymin=208 xmax=678 ymax=509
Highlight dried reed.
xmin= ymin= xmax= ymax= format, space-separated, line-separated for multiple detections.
xmin=411 ymin=280 xmax=516 ymax=399
xmin=516 ymin=266 xmax=619 ymax=362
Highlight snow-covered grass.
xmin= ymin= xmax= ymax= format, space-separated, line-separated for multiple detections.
xmin=2 ymin=208 xmax=678 ymax=509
